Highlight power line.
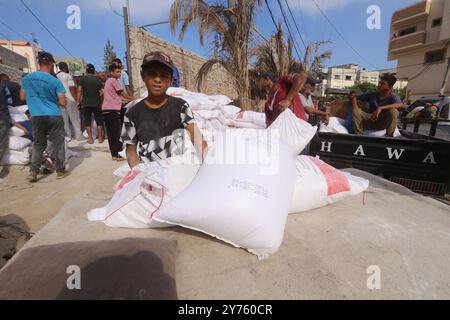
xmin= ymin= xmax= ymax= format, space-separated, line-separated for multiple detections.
xmin=284 ymin=0 xmax=307 ymax=51
xmin=264 ymin=0 xmax=279 ymax=31
xmin=20 ymin=0 xmax=75 ymax=58
xmin=296 ymin=0 xmax=309 ymax=44
xmin=275 ymin=0 xmax=303 ymax=60
xmin=311 ymin=0 xmax=378 ymax=69
xmin=0 ymin=18 xmax=30 ymax=41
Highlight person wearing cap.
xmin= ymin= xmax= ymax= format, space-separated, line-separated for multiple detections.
xmin=20 ymin=51 xmax=68 ymax=182
xmin=56 ymin=62 xmax=83 ymax=141
xmin=299 ymin=77 xmax=329 ymax=125
xmin=77 ymin=63 xmax=104 ymax=144
xmin=102 ymin=63 xmax=135 ymax=161
xmin=121 ymin=51 xmax=206 ymax=168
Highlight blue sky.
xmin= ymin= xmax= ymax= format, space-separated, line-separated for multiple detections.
xmin=0 ymin=0 xmax=419 ymax=71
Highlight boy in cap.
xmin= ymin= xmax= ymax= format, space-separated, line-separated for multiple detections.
xmin=121 ymin=51 xmax=206 ymax=169
xmin=102 ymin=64 xmax=135 ymax=161
xmin=20 ymin=51 xmax=68 ymax=182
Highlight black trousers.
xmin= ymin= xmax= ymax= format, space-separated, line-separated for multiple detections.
xmin=103 ymin=111 xmax=123 ymax=157
xmin=30 ymin=116 xmax=65 ymax=173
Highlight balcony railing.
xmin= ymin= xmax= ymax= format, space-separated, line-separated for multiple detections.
xmin=389 ymin=31 xmax=426 ymax=52
xmin=392 ymin=1 xmax=431 ymax=26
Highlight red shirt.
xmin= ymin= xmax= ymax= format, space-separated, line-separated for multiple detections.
xmin=265 ymin=74 xmax=307 ymax=126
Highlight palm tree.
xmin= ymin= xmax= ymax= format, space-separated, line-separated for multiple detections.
xmin=253 ymin=23 xmax=303 ymax=77
xmin=169 ymin=0 xmax=262 ymax=109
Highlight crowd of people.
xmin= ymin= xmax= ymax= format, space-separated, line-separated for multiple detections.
xmin=0 ymin=48 xmax=406 ymax=184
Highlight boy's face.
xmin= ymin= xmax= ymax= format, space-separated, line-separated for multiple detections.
xmin=141 ymin=63 xmax=173 ymax=97
xmin=111 ymin=68 xmax=122 ymax=79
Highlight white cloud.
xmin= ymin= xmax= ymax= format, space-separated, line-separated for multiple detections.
xmin=287 ymin=0 xmax=358 ymax=15
xmin=77 ymin=0 xmax=174 ymax=23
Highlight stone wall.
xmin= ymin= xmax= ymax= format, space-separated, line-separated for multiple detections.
xmin=0 ymin=64 xmax=23 ymax=83
xmin=129 ymin=28 xmax=237 ymax=99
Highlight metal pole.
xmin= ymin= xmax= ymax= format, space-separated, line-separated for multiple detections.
xmin=123 ymin=6 xmax=133 ymax=92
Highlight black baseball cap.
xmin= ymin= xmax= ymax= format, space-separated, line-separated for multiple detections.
xmin=37 ymin=51 xmax=55 ymax=63
xmin=86 ymin=63 xmax=95 ymax=72
xmin=141 ymin=51 xmax=175 ymax=71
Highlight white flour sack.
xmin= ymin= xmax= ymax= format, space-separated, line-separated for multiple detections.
xmin=268 ymin=109 xmax=317 ymax=155
xmin=8 ymin=136 xmax=32 ymax=151
xmin=290 ymin=156 xmax=369 ymax=214
xmin=87 ymin=157 xmax=200 ymax=229
xmin=153 ymin=129 xmax=296 ymax=259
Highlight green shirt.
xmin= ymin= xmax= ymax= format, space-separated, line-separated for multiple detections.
xmin=79 ymin=75 xmax=103 ymax=108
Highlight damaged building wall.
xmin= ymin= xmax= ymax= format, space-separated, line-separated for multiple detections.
xmin=128 ymin=28 xmax=237 ymax=99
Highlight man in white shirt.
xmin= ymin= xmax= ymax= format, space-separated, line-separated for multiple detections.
xmin=299 ymin=77 xmax=326 ymax=125
xmin=57 ymin=62 xmax=83 ymax=141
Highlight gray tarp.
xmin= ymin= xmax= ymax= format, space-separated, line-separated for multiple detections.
xmin=3 ymin=169 xmax=450 ymax=299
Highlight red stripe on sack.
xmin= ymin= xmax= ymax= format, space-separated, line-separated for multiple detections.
xmin=310 ymin=157 xmax=351 ymax=196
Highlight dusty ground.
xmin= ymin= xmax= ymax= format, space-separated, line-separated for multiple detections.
xmin=0 ymin=141 xmax=122 ymax=233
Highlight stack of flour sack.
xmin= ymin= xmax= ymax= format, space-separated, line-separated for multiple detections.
xmin=2 ymin=105 xmax=32 ymax=166
xmin=88 ymin=88 xmax=370 ymax=260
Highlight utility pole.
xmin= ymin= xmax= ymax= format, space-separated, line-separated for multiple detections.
xmin=440 ymin=56 xmax=450 ymax=96
xmin=123 ymin=6 xmax=133 ymax=92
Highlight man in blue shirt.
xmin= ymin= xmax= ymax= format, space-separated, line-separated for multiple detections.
xmin=20 ymin=51 xmax=68 ymax=182
xmin=349 ymin=73 xmax=405 ymax=137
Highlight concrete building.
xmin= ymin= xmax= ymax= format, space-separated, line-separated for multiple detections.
xmin=388 ymin=0 xmax=450 ymax=100
xmin=356 ymin=70 xmax=380 ymax=86
xmin=325 ymin=64 xmax=359 ymax=90
xmin=0 ymin=40 xmax=41 ymax=72
xmin=0 ymin=46 xmax=29 ymax=71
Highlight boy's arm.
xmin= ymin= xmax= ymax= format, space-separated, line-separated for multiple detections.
xmin=126 ymin=144 xmax=140 ymax=168
xmin=120 ymin=90 xmax=135 ymax=101
xmin=278 ymin=72 xmax=307 ymax=110
xmin=13 ymin=122 xmax=29 ymax=136
xmin=76 ymin=85 xmax=83 ymax=106
xmin=20 ymin=88 xmax=26 ymax=103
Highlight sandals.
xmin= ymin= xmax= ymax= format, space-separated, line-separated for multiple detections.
xmin=112 ymin=156 xmax=126 ymax=162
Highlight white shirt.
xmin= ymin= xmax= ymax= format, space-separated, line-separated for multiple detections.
xmin=57 ymin=72 xmax=76 ymax=101
xmin=299 ymin=93 xmax=313 ymax=108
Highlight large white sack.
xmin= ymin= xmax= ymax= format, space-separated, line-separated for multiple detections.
xmin=234 ymin=111 xmax=266 ymax=128
xmin=221 ymin=105 xmax=241 ymax=118
xmin=193 ymin=109 xmax=222 ymax=120
xmin=206 ymin=94 xmax=232 ymax=107
xmin=1 ymin=148 xmax=30 ymax=165
xmin=8 ymin=136 xmax=32 ymax=151
xmin=8 ymin=105 xmax=28 ymax=114
xmin=319 ymin=117 xmax=349 ymax=134
xmin=153 ymin=129 xmax=296 ymax=259
xmin=88 ymin=156 xmax=200 ymax=229
xmin=9 ymin=112 xmax=28 ymax=123
xmin=290 ymin=156 xmax=369 ymax=214
xmin=9 ymin=126 xmax=26 ymax=137
xmin=364 ymin=128 xmax=402 ymax=138
xmin=268 ymin=109 xmax=318 ymax=155
xmin=230 ymin=120 xmax=265 ymax=129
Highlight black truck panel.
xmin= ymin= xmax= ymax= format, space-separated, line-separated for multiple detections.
xmin=308 ymin=131 xmax=450 ymax=196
